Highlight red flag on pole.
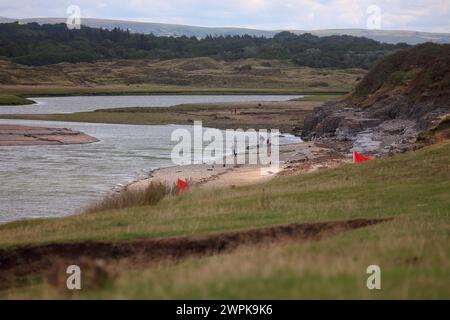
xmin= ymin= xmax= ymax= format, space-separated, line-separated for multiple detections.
xmin=353 ymin=151 xmax=374 ymax=163
xmin=177 ymin=178 xmax=189 ymax=193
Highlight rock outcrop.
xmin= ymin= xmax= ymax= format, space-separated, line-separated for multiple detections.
xmin=303 ymin=43 xmax=450 ymax=155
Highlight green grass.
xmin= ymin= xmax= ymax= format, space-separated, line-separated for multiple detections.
xmin=0 ymin=94 xmax=34 ymax=105
xmin=1 ymin=141 xmax=449 ymax=299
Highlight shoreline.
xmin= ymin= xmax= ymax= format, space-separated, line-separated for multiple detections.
xmin=0 ymin=91 xmax=345 ymax=110
xmin=0 ymin=96 xmax=345 ymax=222
xmin=0 ymin=99 xmax=321 ymax=135
xmin=123 ymin=140 xmax=348 ymax=193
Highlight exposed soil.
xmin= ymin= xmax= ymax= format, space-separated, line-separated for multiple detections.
xmin=0 ymin=217 xmax=391 ymax=291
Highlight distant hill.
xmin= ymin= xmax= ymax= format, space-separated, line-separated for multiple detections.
xmin=0 ymin=17 xmax=14 ymax=23
xmin=298 ymin=29 xmax=450 ymax=45
xmin=1 ymin=17 xmax=277 ymax=38
xmin=1 ymin=16 xmax=449 ymax=45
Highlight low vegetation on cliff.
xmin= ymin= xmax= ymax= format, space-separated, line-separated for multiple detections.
xmin=351 ymin=43 xmax=450 ymax=106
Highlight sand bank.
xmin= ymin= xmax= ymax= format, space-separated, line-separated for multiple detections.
xmin=0 ymin=124 xmax=98 ymax=146
xmin=125 ymin=141 xmax=347 ymax=192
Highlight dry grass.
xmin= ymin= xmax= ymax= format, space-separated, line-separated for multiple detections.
xmin=0 ymin=57 xmax=364 ymax=97
xmin=83 ymin=182 xmax=174 ymax=214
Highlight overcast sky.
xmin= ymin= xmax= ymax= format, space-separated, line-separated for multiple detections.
xmin=0 ymin=0 xmax=449 ymax=33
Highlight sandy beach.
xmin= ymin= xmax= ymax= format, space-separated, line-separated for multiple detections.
xmin=125 ymin=140 xmax=348 ymax=192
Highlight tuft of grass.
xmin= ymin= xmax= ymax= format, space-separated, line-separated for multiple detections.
xmin=84 ymin=182 xmax=174 ymax=214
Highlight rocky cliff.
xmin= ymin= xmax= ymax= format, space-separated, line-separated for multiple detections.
xmin=303 ymin=43 xmax=450 ymax=155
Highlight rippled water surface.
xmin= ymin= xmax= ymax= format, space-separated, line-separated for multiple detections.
xmin=0 ymin=100 xmax=301 ymax=223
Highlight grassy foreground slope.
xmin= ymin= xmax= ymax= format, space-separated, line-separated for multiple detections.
xmin=1 ymin=141 xmax=449 ymax=299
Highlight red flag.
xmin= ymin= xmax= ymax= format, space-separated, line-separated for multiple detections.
xmin=177 ymin=178 xmax=189 ymax=193
xmin=353 ymin=151 xmax=374 ymax=163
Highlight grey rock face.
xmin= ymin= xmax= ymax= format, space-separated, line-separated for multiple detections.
xmin=302 ymin=95 xmax=449 ymax=156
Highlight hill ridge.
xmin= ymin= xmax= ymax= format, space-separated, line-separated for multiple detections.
xmin=1 ymin=16 xmax=449 ymax=44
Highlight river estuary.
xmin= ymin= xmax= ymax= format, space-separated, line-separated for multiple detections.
xmin=0 ymin=95 xmax=302 ymax=223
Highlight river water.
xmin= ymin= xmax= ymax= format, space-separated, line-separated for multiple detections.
xmin=0 ymin=95 xmax=302 ymax=114
xmin=0 ymin=95 xmax=302 ymax=223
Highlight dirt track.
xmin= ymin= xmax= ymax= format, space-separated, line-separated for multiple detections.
xmin=0 ymin=217 xmax=391 ymax=291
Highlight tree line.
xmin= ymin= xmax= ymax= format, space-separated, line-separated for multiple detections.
xmin=0 ymin=22 xmax=409 ymax=68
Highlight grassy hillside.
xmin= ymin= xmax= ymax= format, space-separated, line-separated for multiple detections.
xmin=0 ymin=58 xmax=364 ymax=91
xmin=1 ymin=141 xmax=449 ymax=299
xmin=0 ymin=57 xmax=362 ymax=105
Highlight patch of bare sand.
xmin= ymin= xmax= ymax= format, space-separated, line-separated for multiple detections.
xmin=124 ymin=141 xmax=347 ymax=193
xmin=0 ymin=124 xmax=98 ymax=146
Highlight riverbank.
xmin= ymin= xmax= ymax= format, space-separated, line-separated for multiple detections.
xmin=0 ymin=124 xmax=98 ymax=146
xmin=124 ymin=140 xmax=347 ymax=193
xmin=0 ymin=99 xmax=326 ymax=135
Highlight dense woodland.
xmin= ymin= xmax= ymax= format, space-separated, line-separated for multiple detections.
xmin=0 ymin=22 xmax=409 ymax=68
